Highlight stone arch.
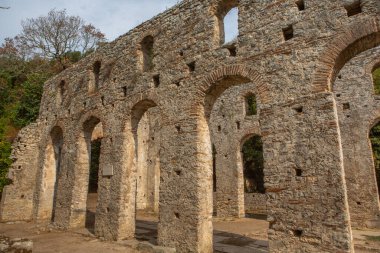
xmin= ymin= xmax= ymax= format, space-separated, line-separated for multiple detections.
xmin=131 ymin=99 xmax=159 ymax=209
xmin=312 ymin=18 xmax=380 ymax=92
xmin=131 ymin=99 xmax=158 ymax=133
xmin=200 ymin=65 xmax=267 ymax=121
xmin=193 ymin=65 xmax=266 ymax=251
xmin=213 ymin=0 xmax=239 ymax=45
xmin=36 ymin=125 xmax=64 ymax=222
xmin=120 ymin=97 xmax=162 ymax=238
xmin=139 ymin=35 xmax=155 ymax=72
xmin=211 ymin=86 xmax=263 ymax=217
xmin=194 ymin=65 xmax=268 ymax=231
xmin=327 ymin=34 xmax=380 ymax=228
xmin=68 ymin=113 xmax=105 ymax=229
xmin=238 ymin=131 xmax=267 ymax=213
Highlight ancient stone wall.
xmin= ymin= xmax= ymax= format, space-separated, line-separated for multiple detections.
xmin=0 ymin=123 xmax=42 ymax=222
xmin=210 ymin=82 xmax=263 ymax=217
xmin=334 ymin=46 xmax=380 ymax=228
xmin=1 ymin=0 xmax=380 ymax=252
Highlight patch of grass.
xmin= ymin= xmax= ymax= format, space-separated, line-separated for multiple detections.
xmin=364 ymin=235 xmax=380 ymax=242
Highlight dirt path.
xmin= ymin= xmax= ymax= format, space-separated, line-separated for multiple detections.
xmin=0 ymin=223 xmax=131 ymax=253
xmin=1 ymin=209 xmax=379 ymax=253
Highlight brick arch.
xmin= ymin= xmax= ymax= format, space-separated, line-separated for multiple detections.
xmin=312 ymin=18 xmax=380 ymax=93
xmin=123 ymin=92 xmax=162 ymax=132
xmin=199 ymin=64 xmax=268 ymax=103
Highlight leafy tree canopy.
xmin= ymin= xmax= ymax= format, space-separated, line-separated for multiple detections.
xmin=0 ymin=9 xmax=106 ymax=196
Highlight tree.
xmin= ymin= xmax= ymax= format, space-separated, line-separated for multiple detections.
xmin=16 ymin=9 xmax=106 ymax=69
xmin=0 ymin=38 xmax=18 ymax=58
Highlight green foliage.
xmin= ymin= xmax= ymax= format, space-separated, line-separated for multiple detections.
xmin=246 ymin=94 xmax=257 ymax=116
xmin=0 ymin=51 xmax=54 ymax=194
xmin=242 ymin=135 xmax=265 ymax=194
xmin=369 ymin=123 xmax=380 ymax=194
xmin=374 ymin=67 xmax=380 ymax=95
xmin=63 ymin=51 xmax=82 ymax=64
xmin=0 ymin=140 xmax=12 ymax=194
xmin=13 ymin=80 xmax=44 ymax=128
xmin=364 ymin=235 xmax=380 ymax=242
xmin=0 ymin=10 xmax=101 ymax=195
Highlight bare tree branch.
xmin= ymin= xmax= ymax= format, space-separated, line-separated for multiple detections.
xmin=16 ymin=9 xmax=106 ymax=69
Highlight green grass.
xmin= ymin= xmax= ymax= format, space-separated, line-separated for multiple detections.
xmin=364 ymin=235 xmax=380 ymax=242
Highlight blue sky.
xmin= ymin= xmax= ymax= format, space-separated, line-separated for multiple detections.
xmin=0 ymin=0 xmax=238 ymax=43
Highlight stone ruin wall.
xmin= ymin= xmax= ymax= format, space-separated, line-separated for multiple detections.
xmin=0 ymin=123 xmax=42 ymax=222
xmin=1 ymin=0 xmax=380 ymax=252
xmin=334 ymin=46 xmax=380 ymax=228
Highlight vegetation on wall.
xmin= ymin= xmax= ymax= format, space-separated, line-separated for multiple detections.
xmin=0 ymin=10 xmax=105 ymax=196
xmin=245 ymin=94 xmax=257 ymax=116
xmin=242 ymin=135 xmax=265 ymax=194
xmin=371 ymin=68 xmax=380 ymax=195
xmin=373 ymin=67 xmax=380 ymax=95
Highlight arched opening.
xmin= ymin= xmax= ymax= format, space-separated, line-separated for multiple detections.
xmin=369 ymin=122 xmax=380 ymax=197
xmin=88 ymin=61 xmax=101 ymax=93
xmin=37 ymin=126 xmax=63 ymax=221
xmin=216 ymin=0 xmax=239 ymax=45
xmin=312 ymin=25 xmax=380 ymax=92
xmin=328 ymin=31 xmax=380 ymax=238
xmin=85 ymin=119 xmax=103 ymax=232
xmin=69 ymin=116 xmax=104 ymax=232
xmin=202 ymin=74 xmax=269 ymax=252
xmin=372 ymin=65 xmax=380 ymax=95
xmin=241 ymin=135 xmax=267 ymax=220
xmin=242 ymin=135 xmax=265 ymax=194
xmin=93 ymin=61 xmax=101 ymax=90
xmin=140 ymin=36 xmax=154 ymax=72
xmin=131 ymin=100 xmax=161 ymax=243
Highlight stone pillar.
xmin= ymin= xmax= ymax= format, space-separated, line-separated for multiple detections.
xmin=158 ymin=115 xmax=213 ymax=253
xmin=68 ymin=130 xmax=91 ymax=228
xmin=261 ymin=93 xmax=353 ymax=252
xmin=214 ymin=140 xmax=245 ymax=218
xmin=52 ymin=125 xmax=78 ymax=228
xmin=332 ymin=47 xmax=380 ymax=229
xmin=340 ymin=123 xmax=380 ymax=228
xmin=136 ymin=113 xmax=149 ymax=210
xmin=94 ymin=128 xmax=136 ymax=240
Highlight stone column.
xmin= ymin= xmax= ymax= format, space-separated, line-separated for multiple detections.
xmin=261 ymin=92 xmax=353 ymax=252
xmin=158 ymin=115 xmax=213 ymax=253
xmin=214 ymin=136 xmax=245 ymax=218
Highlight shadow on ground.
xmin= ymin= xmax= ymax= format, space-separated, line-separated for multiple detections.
xmin=135 ymin=219 xmax=269 ymax=253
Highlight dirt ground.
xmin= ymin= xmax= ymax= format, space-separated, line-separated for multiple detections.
xmin=1 ymin=217 xmax=380 ymax=252
xmin=0 ymin=194 xmax=379 ymax=253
